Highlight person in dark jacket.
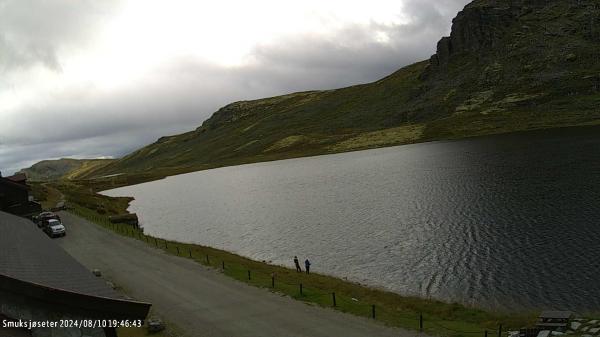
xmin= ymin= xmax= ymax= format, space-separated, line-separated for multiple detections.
xmin=304 ymin=258 xmax=311 ymax=274
xmin=293 ymin=256 xmax=302 ymax=272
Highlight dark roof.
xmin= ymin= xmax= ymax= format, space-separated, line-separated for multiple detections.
xmin=0 ymin=177 xmax=27 ymax=191
xmin=0 ymin=211 xmax=123 ymax=298
xmin=0 ymin=212 xmax=150 ymax=319
xmin=5 ymin=174 xmax=27 ymax=183
xmin=539 ymin=311 xmax=573 ymax=319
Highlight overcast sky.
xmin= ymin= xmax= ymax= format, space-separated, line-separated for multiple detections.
xmin=0 ymin=0 xmax=470 ymax=175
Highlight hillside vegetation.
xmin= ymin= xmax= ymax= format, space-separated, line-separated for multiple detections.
xmin=19 ymin=158 xmax=114 ymax=181
xmin=75 ymin=0 xmax=600 ymax=180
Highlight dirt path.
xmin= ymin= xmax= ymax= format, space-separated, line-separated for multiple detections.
xmin=57 ymin=212 xmax=421 ymax=337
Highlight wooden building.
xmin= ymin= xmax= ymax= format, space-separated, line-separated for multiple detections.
xmin=0 ymin=173 xmax=41 ymax=217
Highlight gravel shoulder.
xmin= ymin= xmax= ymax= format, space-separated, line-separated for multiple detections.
xmin=57 ymin=212 xmax=420 ymax=337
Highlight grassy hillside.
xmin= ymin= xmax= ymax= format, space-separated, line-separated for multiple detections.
xmin=19 ymin=158 xmax=114 ymax=181
xmin=83 ymin=0 xmax=600 ymax=180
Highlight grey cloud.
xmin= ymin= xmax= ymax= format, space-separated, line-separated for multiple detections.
xmin=0 ymin=0 xmax=471 ymax=174
xmin=0 ymin=0 xmax=119 ymax=72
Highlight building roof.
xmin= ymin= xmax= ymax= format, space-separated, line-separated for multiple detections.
xmin=0 ymin=177 xmax=27 ymax=191
xmin=0 ymin=211 xmax=150 ymax=319
xmin=0 ymin=211 xmax=123 ymax=298
xmin=4 ymin=173 xmax=27 ymax=183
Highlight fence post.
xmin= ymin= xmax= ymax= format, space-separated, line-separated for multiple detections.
xmin=164 ymin=241 xmax=168 ymax=249
xmin=299 ymin=283 xmax=303 ymax=295
xmin=332 ymin=292 xmax=336 ymax=307
xmin=485 ymin=330 xmax=488 ymax=337
xmin=248 ymin=270 xmax=251 ymax=280
xmin=222 ymin=261 xmax=225 ymax=270
xmin=372 ymin=305 xmax=376 ymax=319
xmin=189 ymin=249 xmax=192 ymax=258
xmin=498 ymin=325 xmax=502 ymax=337
xmin=419 ymin=313 xmax=423 ymax=332
xmin=271 ymin=275 xmax=275 ymax=288
xmin=154 ymin=238 xmax=158 ymax=247
xmin=206 ymin=255 xmax=210 ymax=264
xmin=176 ymin=247 xmax=180 ymax=255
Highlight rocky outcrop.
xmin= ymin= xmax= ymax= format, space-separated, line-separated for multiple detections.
xmin=430 ymin=0 xmax=550 ymax=67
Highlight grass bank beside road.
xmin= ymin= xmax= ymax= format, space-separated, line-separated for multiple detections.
xmin=66 ymin=204 xmax=538 ymax=337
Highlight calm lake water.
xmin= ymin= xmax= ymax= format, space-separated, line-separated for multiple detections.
xmin=103 ymin=126 xmax=600 ymax=311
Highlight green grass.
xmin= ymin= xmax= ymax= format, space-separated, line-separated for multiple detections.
xmin=68 ymin=205 xmax=540 ymax=337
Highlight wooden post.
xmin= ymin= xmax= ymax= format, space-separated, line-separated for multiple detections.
xmin=332 ymin=292 xmax=336 ymax=307
xmin=247 ymin=270 xmax=251 ymax=280
xmin=221 ymin=261 xmax=225 ymax=270
xmin=206 ymin=255 xmax=209 ymax=264
xmin=372 ymin=305 xmax=376 ymax=319
xmin=485 ymin=330 xmax=488 ymax=337
xmin=271 ymin=275 xmax=275 ymax=288
xmin=419 ymin=313 xmax=423 ymax=332
xmin=176 ymin=247 xmax=180 ymax=255
xmin=299 ymin=283 xmax=303 ymax=295
xmin=188 ymin=249 xmax=192 ymax=258
xmin=498 ymin=325 xmax=502 ymax=337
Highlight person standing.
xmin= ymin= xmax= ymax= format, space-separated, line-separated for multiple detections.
xmin=293 ymin=256 xmax=302 ymax=272
xmin=304 ymin=258 xmax=311 ymax=274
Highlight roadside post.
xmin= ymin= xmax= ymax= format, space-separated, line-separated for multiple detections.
xmin=332 ymin=292 xmax=336 ymax=307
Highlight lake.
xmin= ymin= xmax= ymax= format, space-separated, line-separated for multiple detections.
xmin=103 ymin=126 xmax=600 ymax=311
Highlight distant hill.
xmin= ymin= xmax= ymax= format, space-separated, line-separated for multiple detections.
xmin=19 ymin=158 xmax=114 ymax=181
xmin=85 ymin=0 xmax=600 ymax=179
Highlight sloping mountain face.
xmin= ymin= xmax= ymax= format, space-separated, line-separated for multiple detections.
xmin=19 ymin=158 xmax=114 ymax=181
xmin=86 ymin=0 xmax=600 ymax=178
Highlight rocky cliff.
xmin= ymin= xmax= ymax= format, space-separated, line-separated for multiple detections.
xmin=83 ymin=0 xmax=600 ymax=179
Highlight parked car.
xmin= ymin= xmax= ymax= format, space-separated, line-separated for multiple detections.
xmin=36 ymin=211 xmax=61 ymax=228
xmin=43 ymin=219 xmax=66 ymax=238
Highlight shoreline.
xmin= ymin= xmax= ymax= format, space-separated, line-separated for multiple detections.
xmin=67 ymin=204 xmax=540 ymax=337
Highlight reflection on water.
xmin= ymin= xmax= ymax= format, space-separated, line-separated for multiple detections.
xmin=103 ymin=126 xmax=600 ymax=311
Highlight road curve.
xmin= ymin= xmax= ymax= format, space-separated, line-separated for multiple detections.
xmin=57 ymin=212 xmax=419 ymax=337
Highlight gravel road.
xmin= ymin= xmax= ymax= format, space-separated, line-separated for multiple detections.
xmin=57 ymin=212 xmax=420 ymax=337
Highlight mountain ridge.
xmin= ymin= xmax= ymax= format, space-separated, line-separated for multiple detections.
xmin=19 ymin=158 xmax=114 ymax=181
xmin=77 ymin=0 xmax=600 ymax=179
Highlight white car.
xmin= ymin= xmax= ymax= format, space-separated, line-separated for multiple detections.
xmin=43 ymin=219 xmax=66 ymax=238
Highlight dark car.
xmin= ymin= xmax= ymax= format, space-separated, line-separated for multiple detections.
xmin=36 ymin=212 xmax=61 ymax=228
